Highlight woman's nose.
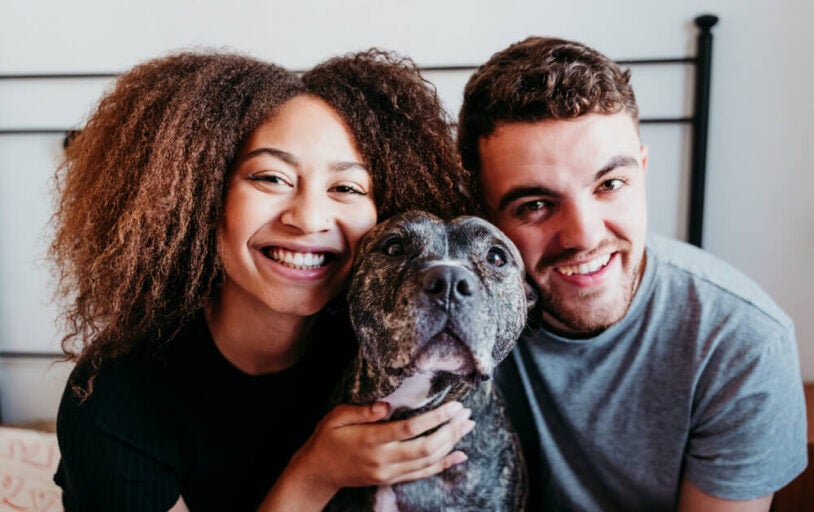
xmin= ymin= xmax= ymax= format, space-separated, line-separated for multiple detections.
xmin=280 ymin=188 xmax=332 ymax=234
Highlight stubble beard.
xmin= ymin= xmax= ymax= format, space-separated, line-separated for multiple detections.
xmin=535 ymin=247 xmax=645 ymax=337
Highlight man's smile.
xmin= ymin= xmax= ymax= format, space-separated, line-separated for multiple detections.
xmin=554 ymin=253 xmax=612 ymax=276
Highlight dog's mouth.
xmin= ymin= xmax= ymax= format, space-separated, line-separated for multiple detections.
xmin=260 ymin=246 xmax=336 ymax=270
xmin=397 ymin=329 xmax=490 ymax=385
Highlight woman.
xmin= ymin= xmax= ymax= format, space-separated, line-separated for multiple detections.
xmin=52 ymin=50 xmax=472 ymax=511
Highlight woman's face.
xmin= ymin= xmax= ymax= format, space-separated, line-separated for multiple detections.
xmin=218 ymin=95 xmax=377 ymax=319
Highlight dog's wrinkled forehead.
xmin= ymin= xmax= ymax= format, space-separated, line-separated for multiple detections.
xmin=355 ymin=211 xmax=442 ymax=262
xmin=355 ymin=210 xmax=521 ymax=266
xmin=447 ymin=216 xmax=523 ymax=264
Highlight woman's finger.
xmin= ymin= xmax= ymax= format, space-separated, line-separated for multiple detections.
xmin=387 ymin=401 xmax=467 ymax=442
xmin=386 ymin=450 xmax=470 ymax=485
xmin=395 ymin=409 xmax=474 ymax=461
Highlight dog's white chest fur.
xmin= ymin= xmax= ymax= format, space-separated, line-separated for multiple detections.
xmin=378 ymin=346 xmax=472 ymax=412
xmin=380 ymin=371 xmax=449 ymax=412
xmin=374 ymin=485 xmax=398 ymax=512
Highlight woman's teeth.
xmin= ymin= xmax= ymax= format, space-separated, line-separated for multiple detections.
xmin=267 ymin=248 xmax=327 ymax=270
xmin=555 ymin=253 xmax=611 ymax=276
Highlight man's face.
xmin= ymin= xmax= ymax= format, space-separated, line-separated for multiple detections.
xmin=478 ymin=113 xmax=648 ymax=336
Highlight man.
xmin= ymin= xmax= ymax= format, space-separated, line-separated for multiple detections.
xmin=457 ymin=37 xmax=807 ymax=511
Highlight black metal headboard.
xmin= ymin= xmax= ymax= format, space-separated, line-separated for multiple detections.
xmin=0 ymin=14 xmax=718 ymax=362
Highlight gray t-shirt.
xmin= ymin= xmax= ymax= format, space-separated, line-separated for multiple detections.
xmin=497 ymin=235 xmax=807 ymax=511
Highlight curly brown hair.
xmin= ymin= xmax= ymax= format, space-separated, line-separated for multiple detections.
xmin=457 ymin=37 xmax=639 ymax=209
xmin=303 ymin=49 xmax=471 ymax=220
xmin=51 ymin=52 xmax=304 ymax=394
xmin=52 ymin=49 xmax=469 ymax=396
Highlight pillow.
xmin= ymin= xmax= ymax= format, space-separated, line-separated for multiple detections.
xmin=0 ymin=426 xmax=62 ymax=512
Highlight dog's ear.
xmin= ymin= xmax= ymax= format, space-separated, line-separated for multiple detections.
xmin=525 ymin=280 xmax=538 ymax=312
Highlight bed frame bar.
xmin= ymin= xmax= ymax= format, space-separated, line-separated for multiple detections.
xmin=0 ymin=15 xmax=718 ymax=361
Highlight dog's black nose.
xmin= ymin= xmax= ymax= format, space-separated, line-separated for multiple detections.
xmin=422 ymin=265 xmax=476 ymax=305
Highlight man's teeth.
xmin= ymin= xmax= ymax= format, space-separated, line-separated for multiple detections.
xmin=269 ymin=248 xmax=327 ymax=269
xmin=555 ymin=254 xmax=611 ymax=276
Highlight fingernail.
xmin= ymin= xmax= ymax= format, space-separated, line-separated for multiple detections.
xmin=452 ymin=407 xmax=472 ymax=422
xmin=372 ymin=402 xmax=390 ymax=415
xmin=445 ymin=401 xmax=464 ymax=414
xmin=462 ymin=420 xmax=476 ymax=435
xmin=454 ymin=452 xmax=469 ymax=464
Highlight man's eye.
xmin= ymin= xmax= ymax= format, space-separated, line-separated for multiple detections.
xmin=599 ymin=178 xmax=625 ymax=192
xmin=514 ymin=200 xmax=547 ymax=217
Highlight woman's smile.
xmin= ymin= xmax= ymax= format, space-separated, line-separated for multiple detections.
xmin=263 ymin=246 xmax=331 ymax=270
xmin=218 ymin=94 xmax=377 ymax=318
xmin=255 ymin=242 xmax=341 ymax=280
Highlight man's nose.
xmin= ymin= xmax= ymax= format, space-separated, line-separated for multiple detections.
xmin=556 ymin=201 xmax=604 ymax=250
xmin=280 ymin=188 xmax=332 ymax=234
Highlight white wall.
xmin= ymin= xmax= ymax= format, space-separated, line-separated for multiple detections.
xmin=1 ymin=0 xmax=812 ymax=422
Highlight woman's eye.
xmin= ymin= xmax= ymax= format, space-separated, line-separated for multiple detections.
xmin=486 ymin=247 xmax=507 ymax=267
xmin=382 ymin=239 xmax=404 ymax=257
xmin=247 ymin=173 xmax=289 ymax=186
xmin=332 ymin=184 xmax=367 ymax=195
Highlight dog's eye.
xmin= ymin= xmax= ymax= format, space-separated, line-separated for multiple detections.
xmin=486 ymin=247 xmax=507 ymax=267
xmin=382 ymin=238 xmax=404 ymax=257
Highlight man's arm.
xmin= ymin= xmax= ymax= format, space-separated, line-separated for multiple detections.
xmin=678 ymin=480 xmax=772 ymax=512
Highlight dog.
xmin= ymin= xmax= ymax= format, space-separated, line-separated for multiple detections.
xmin=328 ymin=210 xmax=532 ymax=511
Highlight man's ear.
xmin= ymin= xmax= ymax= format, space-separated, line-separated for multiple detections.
xmin=640 ymin=144 xmax=649 ymax=173
xmin=525 ymin=281 xmax=539 ymax=312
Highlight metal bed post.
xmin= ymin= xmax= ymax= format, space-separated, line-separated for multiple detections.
xmin=0 ymin=14 xmax=719 ymax=362
xmin=688 ymin=14 xmax=719 ymax=247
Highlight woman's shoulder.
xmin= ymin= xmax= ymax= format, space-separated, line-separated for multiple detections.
xmin=55 ymin=354 xmax=183 ymax=509
xmin=57 ymin=351 xmax=180 ymax=468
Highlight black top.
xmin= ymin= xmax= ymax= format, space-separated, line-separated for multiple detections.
xmin=55 ymin=310 xmax=356 ymax=511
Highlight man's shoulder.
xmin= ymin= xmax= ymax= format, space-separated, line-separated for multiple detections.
xmin=647 ymin=234 xmax=792 ymax=332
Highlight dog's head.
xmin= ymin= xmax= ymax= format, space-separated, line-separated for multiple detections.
xmin=346 ymin=211 xmax=532 ymax=408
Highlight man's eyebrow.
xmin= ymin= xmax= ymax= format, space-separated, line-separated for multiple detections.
xmin=498 ymin=186 xmax=557 ymax=211
xmin=496 ymin=155 xmax=639 ymax=211
xmin=595 ymin=155 xmax=639 ymax=181
xmin=239 ymin=147 xmax=367 ymax=173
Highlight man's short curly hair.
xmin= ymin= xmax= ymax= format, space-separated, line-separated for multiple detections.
xmin=457 ymin=37 xmax=638 ymax=207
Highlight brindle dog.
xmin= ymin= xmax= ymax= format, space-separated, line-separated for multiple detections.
xmin=328 ymin=211 xmax=531 ymax=512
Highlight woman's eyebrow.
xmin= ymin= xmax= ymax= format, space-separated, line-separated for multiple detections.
xmin=239 ymin=147 xmax=366 ymax=173
xmin=240 ymin=147 xmax=299 ymax=166
xmin=332 ymin=161 xmax=368 ymax=173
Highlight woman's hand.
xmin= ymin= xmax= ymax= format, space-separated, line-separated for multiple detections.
xmin=303 ymin=400 xmax=474 ymax=487
xmin=258 ymin=400 xmax=474 ymax=511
